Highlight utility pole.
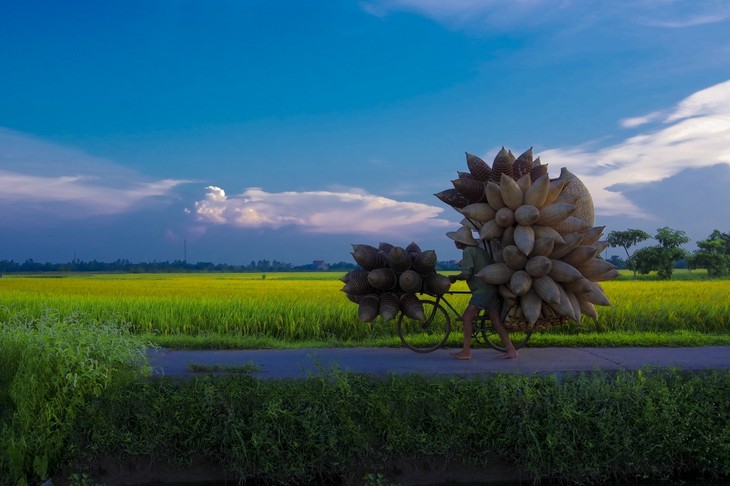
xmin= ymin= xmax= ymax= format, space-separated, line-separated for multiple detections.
xmin=184 ymin=240 xmax=187 ymax=263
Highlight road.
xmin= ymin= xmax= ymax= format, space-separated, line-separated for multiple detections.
xmin=146 ymin=346 xmax=730 ymax=379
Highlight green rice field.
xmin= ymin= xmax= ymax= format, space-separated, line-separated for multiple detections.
xmin=1 ymin=271 xmax=729 ymax=348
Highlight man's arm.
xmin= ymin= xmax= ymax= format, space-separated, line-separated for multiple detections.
xmin=449 ymin=272 xmax=472 ymax=283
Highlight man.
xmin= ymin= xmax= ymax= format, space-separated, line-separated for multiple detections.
xmin=446 ymin=226 xmax=518 ymax=359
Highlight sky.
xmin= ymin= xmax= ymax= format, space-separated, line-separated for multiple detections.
xmin=2 ymin=0 xmax=730 ymax=266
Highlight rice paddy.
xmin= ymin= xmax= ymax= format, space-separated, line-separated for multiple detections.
xmin=1 ymin=271 xmax=728 ymax=348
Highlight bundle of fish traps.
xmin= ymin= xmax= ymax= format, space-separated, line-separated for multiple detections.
xmin=435 ymin=147 xmax=618 ymax=332
xmin=341 ymin=242 xmax=452 ymax=323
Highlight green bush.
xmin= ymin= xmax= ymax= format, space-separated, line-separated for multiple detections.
xmin=0 ymin=310 xmax=150 ymax=485
xmin=66 ymin=368 xmax=729 ymax=485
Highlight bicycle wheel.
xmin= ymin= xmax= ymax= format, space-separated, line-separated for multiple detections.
xmin=478 ymin=314 xmax=532 ymax=352
xmin=397 ymin=299 xmax=451 ymax=353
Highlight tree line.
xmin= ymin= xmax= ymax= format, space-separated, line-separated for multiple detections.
xmin=2 ymin=228 xmax=726 ymax=279
xmin=0 ymin=258 xmax=461 ymax=274
xmin=607 ymin=227 xmax=730 ymax=279
xmin=0 ymin=259 xmax=354 ymax=274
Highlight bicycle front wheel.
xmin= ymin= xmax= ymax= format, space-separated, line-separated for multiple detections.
xmin=397 ymin=299 xmax=451 ymax=353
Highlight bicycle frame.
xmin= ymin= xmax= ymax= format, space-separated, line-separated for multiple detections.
xmin=419 ymin=291 xmax=490 ymax=334
xmin=398 ymin=291 xmax=532 ymax=353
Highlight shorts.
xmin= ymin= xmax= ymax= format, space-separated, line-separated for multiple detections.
xmin=469 ymin=291 xmax=501 ymax=311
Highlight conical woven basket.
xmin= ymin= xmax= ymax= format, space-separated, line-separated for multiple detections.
xmin=387 ymin=246 xmax=412 ymax=273
xmin=502 ymin=303 xmax=569 ymax=332
xmin=553 ymin=167 xmax=594 ymax=226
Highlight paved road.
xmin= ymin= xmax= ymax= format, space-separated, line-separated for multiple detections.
xmin=147 ymin=346 xmax=730 ymax=379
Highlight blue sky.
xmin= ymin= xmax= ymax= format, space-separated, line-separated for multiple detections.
xmin=2 ymin=0 xmax=730 ymax=265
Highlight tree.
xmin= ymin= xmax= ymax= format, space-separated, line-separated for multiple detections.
xmin=689 ymin=230 xmax=730 ymax=277
xmin=607 ymin=229 xmax=651 ymax=279
xmin=630 ymin=227 xmax=690 ymax=279
xmin=606 ymin=255 xmax=626 ymax=269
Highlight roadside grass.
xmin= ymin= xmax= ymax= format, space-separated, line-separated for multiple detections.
xmin=187 ymin=361 xmax=262 ymax=374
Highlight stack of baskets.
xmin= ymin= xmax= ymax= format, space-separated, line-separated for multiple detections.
xmin=342 ymin=242 xmax=451 ymax=323
xmin=435 ymin=147 xmax=618 ymax=332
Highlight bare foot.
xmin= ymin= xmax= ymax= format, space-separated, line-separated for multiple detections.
xmin=451 ymin=351 xmax=471 ymax=360
xmin=499 ymin=352 xmax=518 ymax=359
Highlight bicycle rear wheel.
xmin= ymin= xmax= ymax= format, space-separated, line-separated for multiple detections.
xmin=478 ymin=315 xmax=532 ymax=352
xmin=397 ymin=299 xmax=451 ymax=353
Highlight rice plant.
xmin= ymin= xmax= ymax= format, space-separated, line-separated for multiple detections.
xmin=1 ymin=273 xmax=728 ymax=345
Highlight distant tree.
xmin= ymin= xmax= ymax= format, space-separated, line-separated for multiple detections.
xmin=606 ymin=255 xmax=626 ymax=269
xmin=607 ymin=229 xmax=651 ymax=279
xmin=689 ymin=229 xmax=730 ymax=277
xmin=630 ymin=227 xmax=690 ymax=279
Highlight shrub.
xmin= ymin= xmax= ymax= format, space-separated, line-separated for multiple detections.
xmin=66 ymin=368 xmax=730 ymax=484
xmin=0 ymin=310 xmax=150 ymax=485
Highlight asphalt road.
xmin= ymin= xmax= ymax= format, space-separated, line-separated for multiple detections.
xmin=147 ymin=346 xmax=730 ymax=379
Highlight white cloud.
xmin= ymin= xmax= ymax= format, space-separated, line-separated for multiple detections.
xmin=362 ymin=0 xmax=730 ymax=30
xmin=620 ymin=111 xmax=665 ymax=128
xmin=535 ymin=79 xmax=730 ymax=220
xmin=362 ymin=0 xmax=551 ymax=28
xmin=0 ymin=128 xmax=193 ymax=219
xmin=641 ymin=14 xmax=729 ymax=28
xmin=194 ymin=80 xmax=730 ymax=235
xmin=192 ymin=186 xmax=452 ymax=236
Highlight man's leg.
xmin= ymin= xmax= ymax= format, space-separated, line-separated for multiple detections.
xmin=487 ymin=307 xmax=518 ymax=359
xmin=452 ymin=304 xmax=479 ymax=360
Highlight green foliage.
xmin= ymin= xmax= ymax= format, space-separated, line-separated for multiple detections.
xmin=64 ymin=369 xmax=730 ymax=484
xmin=629 ymin=227 xmax=691 ymax=279
xmin=363 ymin=472 xmax=399 ymax=486
xmin=690 ymin=229 xmax=730 ymax=277
xmin=606 ymin=229 xmax=652 ymax=252
xmin=630 ymin=246 xmax=688 ymax=279
xmin=0 ymin=310 xmax=150 ymax=484
xmin=655 ymin=226 xmax=690 ymax=248
xmin=607 ymin=229 xmax=651 ymax=278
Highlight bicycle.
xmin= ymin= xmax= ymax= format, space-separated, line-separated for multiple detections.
xmin=397 ymin=291 xmax=533 ymax=353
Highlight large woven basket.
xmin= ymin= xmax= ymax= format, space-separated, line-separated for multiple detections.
xmin=502 ymin=304 xmax=569 ymax=332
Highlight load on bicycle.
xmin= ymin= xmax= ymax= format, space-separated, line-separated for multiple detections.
xmin=341 ymin=146 xmax=618 ymax=352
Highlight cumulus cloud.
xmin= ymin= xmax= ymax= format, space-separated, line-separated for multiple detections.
xmin=191 ymin=80 xmax=730 ymax=236
xmin=0 ymin=128 xmax=193 ymax=219
xmin=191 ymin=186 xmax=452 ymax=236
xmin=535 ymin=79 xmax=730 ymax=219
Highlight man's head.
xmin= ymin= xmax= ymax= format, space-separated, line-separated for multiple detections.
xmin=446 ymin=226 xmax=479 ymax=248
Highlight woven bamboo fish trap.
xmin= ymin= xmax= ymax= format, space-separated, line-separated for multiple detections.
xmin=411 ymin=250 xmax=437 ymax=274
xmin=502 ymin=303 xmax=569 ymax=332
xmin=434 ymin=146 xmax=620 ymax=332
xmin=387 ymin=246 xmax=412 ymax=273
xmin=343 ymin=240 xmax=450 ymax=323
xmin=358 ymin=294 xmax=381 ymax=323
xmin=378 ymin=292 xmax=400 ymax=322
xmin=398 ymin=269 xmax=422 ymax=293
xmin=352 ymin=245 xmax=387 ymax=271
